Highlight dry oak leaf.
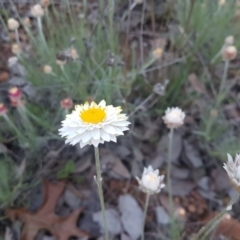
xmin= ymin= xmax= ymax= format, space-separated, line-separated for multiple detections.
xmin=202 ymin=212 xmax=240 ymax=240
xmin=6 ymin=180 xmax=88 ymax=240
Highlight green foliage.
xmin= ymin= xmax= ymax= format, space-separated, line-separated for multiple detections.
xmin=57 ymin=160 xmax=75 ymax=179
xmin=0 ymin=160 xmax=12 ymax=205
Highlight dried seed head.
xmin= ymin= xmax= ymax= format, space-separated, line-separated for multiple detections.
xmin=31 ymin=4 xmax=44 ymax=17
xmin=41 ymin=0 xmax=50 ymax=8
xmin=153 ymin=80 xmax=169 ymax=96
xmin=43 ymin=65 xmax=52 ymax=74
xmin=60 ymin=98 xmax=73 ymax=110
xmin=222 ymin=46 xmax=237 ymax=61
xmin=8 ymin=18 xmax=20 ymax=31
xmin=153 ymin=48 xmax=163 ymax=59
xmin=0 ymin=103 xmax=7 ymax=116
xmin=11 ymin=44 xmax=21 ymax=55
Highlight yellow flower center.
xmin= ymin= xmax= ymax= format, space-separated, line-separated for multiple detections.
xmin=80 ymin=108 xmax=106 ymax=124
xmin=149 ymin=174 xmax=157 ymax=182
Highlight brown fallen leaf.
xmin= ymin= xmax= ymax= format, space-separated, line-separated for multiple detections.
xmin=188 ymin=73 xmax=207 ymax=95
xmin=6 ymin=180 xmax=88 ymax=240
xmin=202 ymin=212 xmax=240 ymax=240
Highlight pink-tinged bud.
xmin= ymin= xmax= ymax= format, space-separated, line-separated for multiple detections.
xmin=10 ymin=99 xmax=24 ymax=107
xmin=60 ymin=98 xmax=73 ymax=110
xmin=0 ymin=103 xmax=7 ymax=116
xmin=222 ymin=46 xmax=237 ymax=61
xmin=8 ymin=87 xmax=22 ymax=101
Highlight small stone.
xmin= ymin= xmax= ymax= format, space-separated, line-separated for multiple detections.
xmin=155 ymin=206 xmax=170 ymax=224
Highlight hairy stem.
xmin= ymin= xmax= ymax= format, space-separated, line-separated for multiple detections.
xmin=94 ymin=147 xmax=109 ymax=240
xmin=141 ymin=193 xmax=150 ymax=240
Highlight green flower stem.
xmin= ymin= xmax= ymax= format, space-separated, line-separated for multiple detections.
xmin=37 ymin=17 xmax=48 ymax=52
xmin=94 ymin=147 xmax=109 ymax=240
xmin=141 ymin=193 xmax=150 ymax=240
xmin=192 ymin=192 xmax=239 ymax=240
xmin=15 ymin=29 xmax=20 ymax=45
xmin=167 ymin=127 xmax=174 ymax=214
xmin=216 ymin=60 xmax=229 ymax=107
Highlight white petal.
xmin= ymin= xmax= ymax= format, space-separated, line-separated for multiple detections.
xmin=77 ymin=127 xmax=87 ymax=135
xmin=91 ymin=139 xmax=101 ymax=147
xmin=69 ymin=135 xmax=83 ymax=145
xmin=98 ymin=100 xmax=106 ymax=107
xmin=81 ymin=131 xmax=92 ymax=143
xmin=112 ymin=126 xmax=124 ymax=135
xmin=100 ymin=129 xmax=110 ymax=141
xmin=109 ymin=134 xmax=117 ymax=142
xmin=111 ymin=121 xmax=130 ymax=127
xmin=80 ymin=141 xmax=88 ymax=148
xmin=103 ymin=125 xmax=116 ymax=134
xmin=92 ymin=128 xmax=100 ymax=140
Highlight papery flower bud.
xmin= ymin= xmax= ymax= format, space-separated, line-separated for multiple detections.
xmin=11 ymin=44 xmax=21 ymax=55
xmin=56 ymin=59 xmax=66 ymax=67
xmin=210 ymin=109 xmax=218 ymax=119
xmin=8 ymin=56 xmax=18 ymax=67
xmin=8 ymin=18 xmax=20 ymax=31
xmin=0 ymin=103 xmax=7 ymax=116
xmin=41 ymin=0 xmax=50 ymax=8
xmin=60 ymin=98 xmax=73 ymax=110
xmin=218 ymin=0 xmax=226 ymax=6
xmin=136 ymin=165 xmax=165 ymax=194
xmin=70 ymin=48 xmax=79 ymax=60
xmin=23 ymin=17 xmax=31 ymax=27
xmin=153 ymin=48 xmax=163 ymax=59
xmin=174 ymin=207 xmax=186 ymax=221
xmin=31 ymin=4 xmax=44 ymax=17
xmin=162 ymin=107 xmax=186 ymax=129
xmin=222 ymin=46 xmax=237 ymax=61
xmin=223 ymin=153 xmax=240 ymax=193
xmin=43 ymin=65 xmax=52 ymax=74
xmin=225 ymin=36 xmax=234 ymax=45
xmin=8 ymin=87 xmax=22 ymax=102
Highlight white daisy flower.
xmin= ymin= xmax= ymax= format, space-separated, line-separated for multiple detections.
xmin=162 ymin=107 xmax=185 ymax=129
xmin=223 ymin=153 xmax=240 ymax=192
xmin=136 ymin=165 xmax=165 ymax=194
xmin=59 ymin=100 xmax=130 ymax=148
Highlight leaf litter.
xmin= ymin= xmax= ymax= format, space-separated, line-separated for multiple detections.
xmin=6 ymin=180 xmax=88 ymax=240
